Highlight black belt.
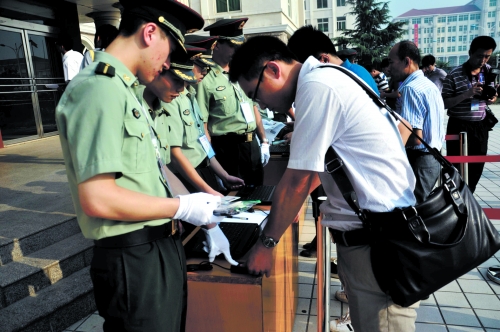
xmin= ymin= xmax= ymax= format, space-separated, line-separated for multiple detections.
xmin=329 ymin=228 xmax=371 ymax=247
xmin=212 ymin=132 xmax=255 ymax=143
xmin=94 ymin=221 xmax=178 ymax=248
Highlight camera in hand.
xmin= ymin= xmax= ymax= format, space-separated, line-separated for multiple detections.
xmin=476 ymin=67 xmax=500 ymax=100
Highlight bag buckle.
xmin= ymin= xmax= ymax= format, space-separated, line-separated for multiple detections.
xmin=402 ymin=207 xmax=430 ymax=243
xmin=325 ymin=158 xmax=343 ymax=173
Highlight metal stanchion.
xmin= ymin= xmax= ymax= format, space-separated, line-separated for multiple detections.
xmin=315 ymin=196 xmax=329 ymax=332
xmin=459 ymin=131 xmax=468 ymax=185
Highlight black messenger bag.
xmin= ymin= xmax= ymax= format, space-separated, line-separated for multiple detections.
xmin=323 ymin=65 xmax=500 ymax=307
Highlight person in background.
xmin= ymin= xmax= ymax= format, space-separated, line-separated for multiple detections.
xmin=381 ymin=57 xmax=401 ymax=111
xmin=142 ymin=45 xmax=240 ymax=266
xmin=55 ymin=34 xmax=83 ymax=84
xmin=388 ymin=41 xmax=444 ymax=203
xmin=442 ymin=35 xmax=497 ymax=193
xmin=196 ymin=18 xmax=270 ymax=185
xmin=365 ymin=62 xmax=390 ymax=94
xmin=337 ymin=48 xmax=358 ymax=64
xmin=421 ymin=54 xmax=447 ymax=92
xmin=80 ymin=24 xmax=118 ymax=70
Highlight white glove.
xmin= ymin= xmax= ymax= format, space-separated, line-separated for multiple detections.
xmin=261 ymin=143 xmax=270 ymax=167
xmin=203 ymin=225 xmax=239 ymax=265
xmin=173 ymin=193 xmax=221 ymax=226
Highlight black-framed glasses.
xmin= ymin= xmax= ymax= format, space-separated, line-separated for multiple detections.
xmin=252 ymin=65 xmax=267 ymax=102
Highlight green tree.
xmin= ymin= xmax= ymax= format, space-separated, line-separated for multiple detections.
xmin=334 ymin=0 xmax=405 ymax=65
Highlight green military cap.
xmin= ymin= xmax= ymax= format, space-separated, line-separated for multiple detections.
xmin=170 ymin=45 xmax=205 ymax=83
xmin=185 ymin=35 xmax=218 ymax=67
xmin=119 ymin=0 xmax=204 ymax=55
xmin=203 ymin=18 xmax=248 ymax=46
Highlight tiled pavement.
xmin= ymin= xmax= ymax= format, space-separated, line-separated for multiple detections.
xmin=65 ymin=107 xmax=500 ymax=332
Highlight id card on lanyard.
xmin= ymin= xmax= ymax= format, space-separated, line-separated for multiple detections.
xmin=226 ymin=73 xmax=255 ymax=124
xmin=189 ymin=95 xmax=216 ymax=159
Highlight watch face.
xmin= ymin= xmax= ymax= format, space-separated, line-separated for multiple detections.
xmin=261 ymin=234 xmax=277 ymax=248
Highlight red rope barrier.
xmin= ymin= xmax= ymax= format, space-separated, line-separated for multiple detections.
xmin=445 ymin=155 xmax=500 ymax=163
xmin=484 ymin=208 xmax=500 ymax=220
xmin=445 ymin=134 xmax=460 ymax=141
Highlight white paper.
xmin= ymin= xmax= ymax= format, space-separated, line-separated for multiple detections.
xmin=219 ymin=210 xmax=268 ymax=225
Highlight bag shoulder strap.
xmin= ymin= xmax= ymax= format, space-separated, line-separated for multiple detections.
xmin=318 ymin=64 xmax=452 ymax=169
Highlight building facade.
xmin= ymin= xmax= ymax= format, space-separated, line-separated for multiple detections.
xmin=303 ymin=0 xmax=356 ymax=42
xmin=394 ymin=0 xmax=500 ymax=67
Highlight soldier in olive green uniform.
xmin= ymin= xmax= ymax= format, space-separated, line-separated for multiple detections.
xmin=55 ymin=2 xmax=222 ymax=331
xmin=196 ymin=18 xmax=270 ymax=186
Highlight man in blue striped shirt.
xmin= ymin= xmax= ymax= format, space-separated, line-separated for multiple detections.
xmin=442 ymin=36 xmax=497 ymax=193
xmin=388 ymin=41 xmax=445 ymax=203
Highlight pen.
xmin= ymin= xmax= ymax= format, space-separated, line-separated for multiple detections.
xmin=226 ymin=215 xmax=248 ymax=220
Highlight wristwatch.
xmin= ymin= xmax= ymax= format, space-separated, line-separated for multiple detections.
xmin=262 ymin=138 xmax=269 ymax=144
xmin=260 ymin=233 xmax=279 ymax=248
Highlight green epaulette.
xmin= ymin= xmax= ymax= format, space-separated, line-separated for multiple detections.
xmin=95 ymin=62 xmax=115 ymax=77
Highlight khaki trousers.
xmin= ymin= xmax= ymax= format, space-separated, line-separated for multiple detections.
xmin=336 ymin=243 xmax=419 ymax=332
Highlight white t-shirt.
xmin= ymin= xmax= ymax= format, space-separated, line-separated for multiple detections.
xmin=62 ymin=50 xmax=84 ymax=82
xmin=289 ymin=57 xmax=416 ymax=231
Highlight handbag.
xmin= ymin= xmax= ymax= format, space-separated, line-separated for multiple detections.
xmin=484 ymin=106 xmax=498 ymax=130
xmin=323 ymin=65 xmax=500 ymax=307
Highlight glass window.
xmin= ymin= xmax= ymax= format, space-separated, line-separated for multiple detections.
xmin=448 ymin=16 xmax=457 ymax=22
xmin=488 ymin=11 xmax=496 ymax=18
xmin=459 ymin=55 xmax=468 ymax=65
xmin=216 ymin=0 xmax=241 ymax=13
xmin=490 ymin=0 xmax=497 ymax=6
xmin=337 ymin=0 xmax=345 ymax=6
xmin=318 ymin=18 xmax=329 ymax=32
xmin=424 ymin=17 xmax=432 ymax=24
xmin=317 ymin=0 xmax=328 ymax=8
xmin=412 ymin=18 xmax=422 ymax=24
xmin=459 ymin=14 xmax=469 ymax=21
xmin=337 ymin=16 xmax=346 ymax=31
xmin=438 ymin=17 xmax=446 ymax=23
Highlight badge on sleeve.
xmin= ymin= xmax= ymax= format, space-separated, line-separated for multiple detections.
xmin=132 ymin=108 xmax=141 ymax=119
xmin=216 ymin=86 xmax=226 ymax=91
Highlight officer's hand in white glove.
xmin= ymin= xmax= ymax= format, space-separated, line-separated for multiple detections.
xmin=203 ymin=225 xmax=239 ymax=265
xmin=261 ymin=143 xmax=270 ymax=167
xmin=173 ymin=193 xmax=221 ymax=227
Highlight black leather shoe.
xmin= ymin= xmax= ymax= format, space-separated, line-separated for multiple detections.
xmin=299 ymin=248 xmax=317 ymax=258
xmin=487 ymin=265 xmax=500 ymax=285
xmin=302 ymin=239 xmax=317 ymax=250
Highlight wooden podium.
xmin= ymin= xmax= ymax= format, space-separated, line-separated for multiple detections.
xmin=185 ymin=153 xmax=299 ymax=332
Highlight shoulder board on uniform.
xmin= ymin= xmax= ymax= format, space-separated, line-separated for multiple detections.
xmin=95 ymin=62 xmax=115 ymax=77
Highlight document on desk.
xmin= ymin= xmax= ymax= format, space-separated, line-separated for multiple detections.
xmin=263 ymin=119 xmax=286 ymax=142
xmin=220 ymin=210 xmax=268 ymax=225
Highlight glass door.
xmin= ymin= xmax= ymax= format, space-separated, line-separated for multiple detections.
xmin=27 ymin=31 xmax=64 ymax=136
xmin=0 ymin=26 xmax=38 ymax=141
xmin=0 ymin=25 xmax=63 ymax=144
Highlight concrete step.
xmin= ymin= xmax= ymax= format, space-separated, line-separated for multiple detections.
xmin=0 ymin=232 xmax=94 ymax=309
xmin=0 ymin=266 xmax=96 ymax=332
xmin=0 ymin=216 xmax=80 ymax=266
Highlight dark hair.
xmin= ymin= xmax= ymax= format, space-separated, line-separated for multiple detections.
xmin=287 ymin=25 xmax=336 ymax=63
xmin=380 ymin=57 xmax=390 ymax=69
xmin=470 ymin=35 xmax=497 ymax=54
xmin=364 ymin=61 xmax=381 ymax=72
xmin=56 ymin=34 xmax=73 ymax=51
xmin=119 ymin=15 xmax=147 ymax=37
xmin=228 ymin=35 xmax=297 ymax=82
xmin=396 ymin=40 xmax=421 ymax=65
xmin=421 ymin=54 xmax=436 ymax=67
xmin=96 ymin=24 xmax=118 ymax=49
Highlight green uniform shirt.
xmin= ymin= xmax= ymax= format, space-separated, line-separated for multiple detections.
xmin=56 ymin=52 xmax=172 ymax=240
xmin=165 ymin=86 xmax=207 ymax=168
xmin=148 ymin=95 xmax=171 ymax=165
xmin=195 ymin=63 xmax=256 ymax=136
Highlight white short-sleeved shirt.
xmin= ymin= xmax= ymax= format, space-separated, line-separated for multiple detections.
xmin=62 ymin=50 xmax=84 ymax=82
xmin=289 ymin=57 xmax=416 ymax=231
